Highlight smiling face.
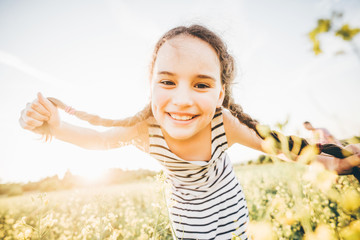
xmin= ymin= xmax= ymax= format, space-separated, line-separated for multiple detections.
xmin=151 ymin=35 xmax=225 ymax=141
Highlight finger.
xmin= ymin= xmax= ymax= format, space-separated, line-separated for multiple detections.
xmin=26 ymin=105 xmax=50 ymax=122
xmin=346 ymin=154 xmax=360 ymax=167
xmin=19 ymin=117 xmax=34 ymax=130
xmin=31 ymin=100 xmax=51 ymax=117
xmin=19 ymin=113 xmax=44 ymax=130
xmin=20 ymin=112 xmax=44 ymax=128
xmin=37 ymin=92 xmax=55 ymax=113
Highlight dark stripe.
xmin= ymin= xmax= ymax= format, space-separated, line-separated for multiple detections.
xmin=204 ymin=160 xmax=226 ymax=188
xmin=172 ymin=175 xmax=238 ymax=205
xmin=175 ymin=174 xmax=208 ymax=183
xmin=211 ymin=132 xmax=226 ymax=144
xmin=208 ymin=158 xmax=228 ymax=189
xmin=150 ymin=144 xmax=171 ymax=152
xmin=168 ymin=172 xmax=209 ymax=184
xmin=171 ymin=166 xmax=233 ymax=203
xmin=211 ymin=122 xmax=223 ymax=131
xmin=150 ymin=152 xmax=187 ymax=163
xmin=173 ymin=189 xmax=243 ymax=212
xmin=166 ymin=168 xmax=194 ymax=172
xmin=211 ymin=142 xmax=227 ymax=158
xmin=149 ymin=134 xmax=164 ymax=139
xmin=149 ymin=124 xmax=160 ymax=128
xmin=173 ymin=200 xmax=245 ymax=223
xmin=212 ymin=218 xmax=246 ymax=236
xmin=213 ymin=112 xmax=222 ymax=119
xmin=174 ymin=175 xmax=237 ymax=207
xmin=173 ymin=203 xmax=245 ymax=229
xmin=175 ymin=186 xmax=208 ymax=193
xmin=186 ymin=167 xmax=208 ymax=177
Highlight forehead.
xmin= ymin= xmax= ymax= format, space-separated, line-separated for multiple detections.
xmin=154 ymin=35 xmax=221 ymax=79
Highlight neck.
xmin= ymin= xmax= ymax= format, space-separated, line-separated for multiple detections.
xmin=162 ymin=124 xmax=212 ymax=161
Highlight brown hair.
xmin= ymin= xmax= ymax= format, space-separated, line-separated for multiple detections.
xmin=38 ymin=24 xmax=260 ymax=139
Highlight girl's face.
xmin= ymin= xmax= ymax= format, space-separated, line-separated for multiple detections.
xmin=151 ymin=35 xmax=224 ymax=141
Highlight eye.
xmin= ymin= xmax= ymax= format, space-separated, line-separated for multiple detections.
xmin=194 ymin=83 xmax=210 ymax=89
xmin=160 ymin=80 xmax=175 ymax=86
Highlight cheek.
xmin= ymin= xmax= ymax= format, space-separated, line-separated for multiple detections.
xmin=151 ymin=88 xmax=169 ymax=111
xmin=198 ymin=92 xmax=219 ymax=107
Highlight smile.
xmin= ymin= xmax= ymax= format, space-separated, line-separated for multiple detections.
xmin=168 ymin=113 xmax=198 ymax=121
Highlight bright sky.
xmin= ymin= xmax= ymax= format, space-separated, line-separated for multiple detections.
xmin=1 ymin=0 xmax=359 ymax=183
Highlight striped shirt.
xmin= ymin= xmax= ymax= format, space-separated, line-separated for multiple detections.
xmin=148 ymin=111 xmax=250 ymax=240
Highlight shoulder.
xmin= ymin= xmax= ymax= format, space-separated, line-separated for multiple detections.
xmin=222 ymin=108 xmax=264 ymax=152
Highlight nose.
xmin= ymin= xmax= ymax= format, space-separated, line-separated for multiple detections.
xmin=172 ymin=83 xmax=193 ymax=107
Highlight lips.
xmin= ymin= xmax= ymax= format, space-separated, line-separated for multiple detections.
xmin=167 ymin=112 xmax=198 ymax=121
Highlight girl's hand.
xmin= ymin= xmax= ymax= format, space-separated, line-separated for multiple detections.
xmin=317 ymin=153 xmax=360 ymax=175
xmin=338 ymin=144 xmax=360 ymax=175
xmin=19 ymin=92 xmax=60 ymax=132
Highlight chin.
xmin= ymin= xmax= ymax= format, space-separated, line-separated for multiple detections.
xmin=165 ymin=129 xmax=195 ymax=141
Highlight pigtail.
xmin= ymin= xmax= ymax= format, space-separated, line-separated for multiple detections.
xmin=34 ymin=97 xmax=152 ymax=141
xmin=47 ymin=97 xmax=152 ymax=127
xmin=222 ymin=91 xmax=260 ymax=136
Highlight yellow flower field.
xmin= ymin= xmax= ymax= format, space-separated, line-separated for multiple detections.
xmin=1 ymin=162 xmax=359 ymax=240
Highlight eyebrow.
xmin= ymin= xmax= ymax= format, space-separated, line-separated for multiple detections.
xmin=157 ymin=71 xmax=216 ymax=82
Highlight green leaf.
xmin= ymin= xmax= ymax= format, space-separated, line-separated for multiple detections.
xmin=335 ymin=24 xmax=360 ymax=41
xmin=308 ymin=19 xmax=331 ymax=55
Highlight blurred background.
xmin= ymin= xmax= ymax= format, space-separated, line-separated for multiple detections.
xmin=1 ymin=0 xmax=359 ymax=183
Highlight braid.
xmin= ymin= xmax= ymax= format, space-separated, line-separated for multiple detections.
xmin=34 ymin=97 xmax=152 ymax=141
xmin=222 ymin=87 xmax=261 ymax=137
xmin=228 ymin=102 xmax=259 ymax=134
xmin=47 ymin=97 xmax=152 ymax=127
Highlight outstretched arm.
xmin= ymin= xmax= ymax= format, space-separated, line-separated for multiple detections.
xmin=48 ymin=122 xmax=146 ymax=150
xmin=223 ymin=109 xmax=360 ymax=178
xmin=19 ymin=93 xmax=149 ymax=151
xmin=260 ymin=130 xmax=360 ymax=177
xmin=222 ymin=109 xmax=263 ymax=151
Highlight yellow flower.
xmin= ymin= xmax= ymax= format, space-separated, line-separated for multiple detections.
xmin=304 ymin=224 xmax=336 ymax=240
xmin=339 ymin=190 xmax=360 ymax=213
xmin=24 ymin=229 xmax=32 ymax=239
xmin=340 ymin=220 xmax=360 ymax=240
xmin=248 ymin=221 xmax=276 ymax=240
xmin=17 ymin=232 xmax=24 ymax=239
xmin=303 ymin=162 xmax=337 ymax=191
xmin=278 ymin=211 xmax=296 ymax=225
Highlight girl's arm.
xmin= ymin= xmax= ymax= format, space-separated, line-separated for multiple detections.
xmin=222 ymin=109 xmax=360 ymax=176
xmin=49 ymin=121 xmax=148 ymax=150
xmin=19 ymin=93 xmax=149 ymax=151
xmin=222 ymin=108 xmax=264 ymax=152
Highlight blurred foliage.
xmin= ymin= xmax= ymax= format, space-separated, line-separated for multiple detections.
xmin=275 ymin=115 xmax=290 ymax=132
xmin=0 ymin=168 xmax=157 ymax=197
xmin=236 ymin=163 xmax=360 ymax=240
xmin=309 ymin=11 xmax=360 ymax=57
xmin=335 ymin=24 xmax=360 ymax=41
xmin=1 ymin=164 xmax=359 ymax=239
xmin=0 ymin=181 xmax=173 ymax=240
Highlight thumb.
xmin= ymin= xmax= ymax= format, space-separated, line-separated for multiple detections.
xmin=37 ymin=92 xmax=56 ymax=112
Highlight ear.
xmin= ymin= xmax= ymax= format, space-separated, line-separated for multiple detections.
xmin=216 ymin=84 xmax=225 ymax=108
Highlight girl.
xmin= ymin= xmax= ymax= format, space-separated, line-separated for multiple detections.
xmin=19 ymin=25 xmax=360 ymax=240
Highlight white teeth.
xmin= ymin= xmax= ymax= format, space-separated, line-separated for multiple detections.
xmin=169 ymin=113 xmax=194 ymax=120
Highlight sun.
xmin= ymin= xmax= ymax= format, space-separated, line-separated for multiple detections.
xmin=70 ymin=167 xmax=106 ymax=184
